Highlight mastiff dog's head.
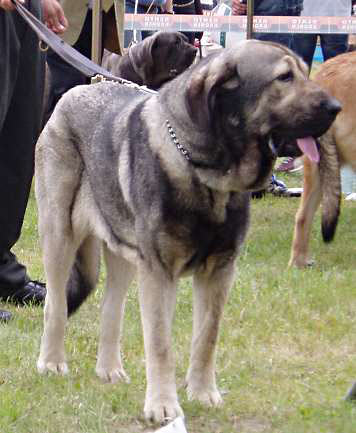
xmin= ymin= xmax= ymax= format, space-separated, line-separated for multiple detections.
xmin=103 ymin=32 xmax=197 ymax=89
xmin=160 ymin=40 xmax=341 ymax=192
xmin=127 ymin=31 xmax=197 ymax=89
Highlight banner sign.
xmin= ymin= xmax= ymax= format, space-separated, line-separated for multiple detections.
xmin=124 ymin=14 xmax=356 ymax=34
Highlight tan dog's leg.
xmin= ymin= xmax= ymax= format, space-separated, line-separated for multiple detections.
xmin=96 ymin=246 xmax=135 ymax=383
xmin=289 ymin=157 xmax=321 ymax=268
xmin=137 ymin=265 xmax=183 ymax=423
xmin=186 ymin=259 xmax=235 ymax=405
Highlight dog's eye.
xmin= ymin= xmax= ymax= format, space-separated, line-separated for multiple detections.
xmin=277 ymin=71 xmax=293 ymax=82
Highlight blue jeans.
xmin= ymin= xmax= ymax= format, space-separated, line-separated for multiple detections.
xmin=253 ymin=0 xmax=303 ymax=50
xmin=293 ymin=33 xmax=349 ymax=69
xmin=255 ymin=0 xmax=303 ymax=17
xmin=253 ymin=33 xmax=294 ymax=50
xmin=125 ymin=0 xmax=156 ymax=47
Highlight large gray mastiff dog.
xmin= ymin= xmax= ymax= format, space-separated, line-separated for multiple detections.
xmin=35 ymin=40 xmax=340 ymax=423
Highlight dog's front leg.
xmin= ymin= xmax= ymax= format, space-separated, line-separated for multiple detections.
xmin=137 ymin=265 xmax=183 ymax=424
xmin=186 ymin=259 xmax=235 ymax=406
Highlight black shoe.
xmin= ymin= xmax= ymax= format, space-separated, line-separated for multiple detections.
xmin=0 ymin=280 xmax=46 ymax=305
xmin=251 ymin=189 xmax=266 ymax=199
xmin=268 ymin=175 xmax=288 ymax=196
xmin=0 ymin=309 xmax=12 ymax=323
xmin=252 ymin=175 xmax=287 ymax=198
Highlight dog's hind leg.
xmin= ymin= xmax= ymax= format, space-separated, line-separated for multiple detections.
xmin=289 ymin=157 xmax=321 ymax=268
xmin=186 ymin=258 xmax=235 ymax=406
xmin=38 ymin=233 xmax=100 ymax=374
xmin=96 ymin=246 xmax=135 ymax=384
xmin=137 ymin=265 xmax=183 ymax=423
xmin=37 ymin=232 xmax=77 ymax=375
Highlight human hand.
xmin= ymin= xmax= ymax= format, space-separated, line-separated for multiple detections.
xmin=231 ymin=0 xmax=247 ymax=16
xmin=0 ymin=0 xmax=24 ymax=11
xmin=0 ymin=0 xmax=68 ymax=34
xmin=41 ymin=0 xmax=68 ymax=34
xmin=161 ymin=0 xmax=174 ymax=13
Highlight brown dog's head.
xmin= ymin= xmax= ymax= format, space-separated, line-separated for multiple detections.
xmin=129 ymin=31 xmax=197 ymax=89
xmin=166 ymin=40 xmax=341 ymax=192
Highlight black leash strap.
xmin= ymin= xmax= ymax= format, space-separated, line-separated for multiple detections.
xmin=12 ymin=0 xmax=118 ymax=79
xmin=11 ymin=0 xmax=157 ymax=94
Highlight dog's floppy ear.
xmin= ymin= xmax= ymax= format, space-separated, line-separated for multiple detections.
xmin=185 ymin=54 xmax=240 ymax=130
xmin=129 ymin=32 xmax=161 ymax=84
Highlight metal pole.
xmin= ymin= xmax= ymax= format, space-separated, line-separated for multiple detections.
xmin=92 ymin=0 xmax=103 ymax=64
xmin=246 ymin=0 xmax=254 ymax=40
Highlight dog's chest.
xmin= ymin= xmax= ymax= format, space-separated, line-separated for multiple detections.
xmin=162 ymin=190 xmax=251 ymax=273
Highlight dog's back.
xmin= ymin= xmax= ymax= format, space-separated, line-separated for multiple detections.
xmin=314 ymin=52 xmax=356 ymax=169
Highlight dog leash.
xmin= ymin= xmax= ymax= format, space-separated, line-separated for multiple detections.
xmin=11 ymin=0 xmax=157 ymax=95
xmin=12 ymin=0 xmax=199 ymax=164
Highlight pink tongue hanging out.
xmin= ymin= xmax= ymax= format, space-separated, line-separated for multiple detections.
xmin=297 ymin=137 xmax=319 ymax=163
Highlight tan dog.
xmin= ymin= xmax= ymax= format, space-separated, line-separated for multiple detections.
xmin=289 ymin=51 xmax=356 ymax=268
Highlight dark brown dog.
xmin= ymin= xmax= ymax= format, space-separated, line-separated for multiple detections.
xmin=102 ymin=31 xmax=197 ymax=89
xmin=42 ymin=31 xmax=197 ymax=128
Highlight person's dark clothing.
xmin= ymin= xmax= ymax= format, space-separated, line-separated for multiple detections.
xmin=0 ymin=0 xmax=45 ymax=291
xmin=172 ymin=0 xmax=204 ymax=45
xmin=44 ymin=10 xmax=93 ymax=125
xmin=252 ymin=0 xmax=304 ymax=49
xmin=45 ymin=6 xmax=122 ymax=124
xmin=254 ymin=0 xmax=303 ymax=16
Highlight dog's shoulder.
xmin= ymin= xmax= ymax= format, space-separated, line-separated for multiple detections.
xmin=61 ymin=81 xmax=147 ymax=108
xmin=52 ymin=81 xmax=151 ymax=133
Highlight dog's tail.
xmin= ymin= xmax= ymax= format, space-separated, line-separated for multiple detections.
xmin=66 ymin=238 xmax=101 ymax=316
xmin=319 ymin=132 xmax=341 ymax=242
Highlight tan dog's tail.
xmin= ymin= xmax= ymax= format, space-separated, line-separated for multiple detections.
xmin=319 ymin=132 xmax=341 ymax=242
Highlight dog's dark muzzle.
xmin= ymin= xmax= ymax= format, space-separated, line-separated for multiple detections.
xmin=273 ymin=96 xmax=342 ymax=158
xmin=314 ymin=96 xmax=342 ymax=132
xmin=322 ymin=96 xmax=342 ymax=117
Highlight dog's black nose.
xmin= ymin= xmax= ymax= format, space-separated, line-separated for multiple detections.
xmin=322 ymin=98 xmax=342 ymax=117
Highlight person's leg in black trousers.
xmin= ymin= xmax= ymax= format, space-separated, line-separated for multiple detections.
xmin=45 ymin=6 xmax=124 ymax=124
xmin=0 ymin=1 xmax=46 ymax=321
xmin=44 ymin=10 xmax=93 ymax=124
xmin=320 ymin=34 xmax=349 ymax=63
xmin=292 ymin=33 xmax=318 ymax=70
xmin=45 ymin=6 xmax=125 ymax=124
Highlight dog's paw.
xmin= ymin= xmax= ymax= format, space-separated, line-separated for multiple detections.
xmin=37 ymin=359 xmax=69 ymax=375
xmin=288 ymin=256 xmax=315 ymax=268
xmin=95 ymin=365 xmax=130 ymax=384
xmin=187 ymin=385 xmax=223 ymax=407
xmin=144 ymin=397 xmax=184 ymax=424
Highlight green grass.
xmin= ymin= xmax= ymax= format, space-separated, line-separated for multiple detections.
xmin=1 ymin=172 xmax=355 ymax=433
